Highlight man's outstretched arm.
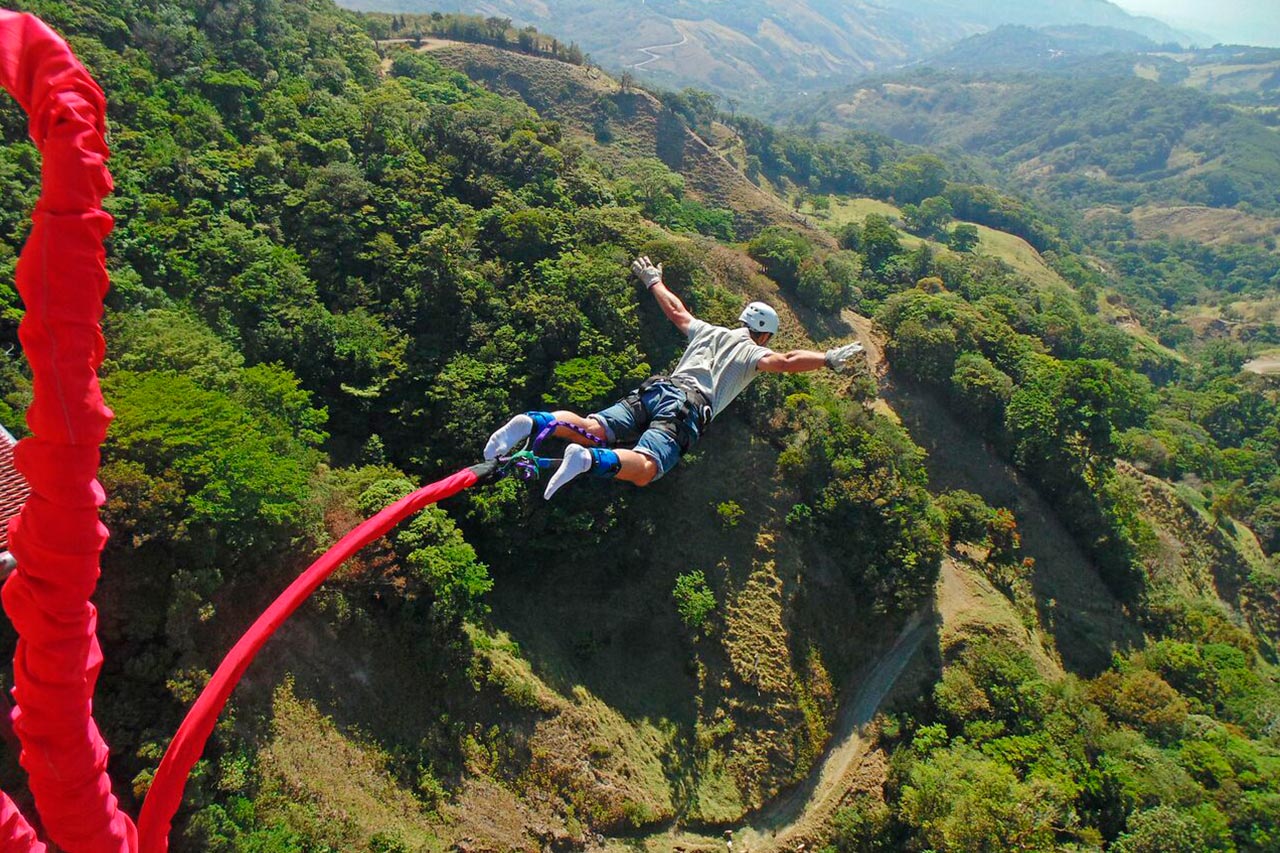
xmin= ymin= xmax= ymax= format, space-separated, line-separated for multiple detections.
xmin=633 ymin=256 xmax=695 ymax=335
xmin=758 ymin=342 xmax=864 ymax=374
xmin=757 ymin=350 xmax=826 ymax=373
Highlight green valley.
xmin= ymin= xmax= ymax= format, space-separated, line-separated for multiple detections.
xmin=0 ymin=3 xmax=1276 ymax=853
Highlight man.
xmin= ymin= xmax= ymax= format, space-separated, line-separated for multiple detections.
xmin=484 ymin=256 xmax=865 ymax=499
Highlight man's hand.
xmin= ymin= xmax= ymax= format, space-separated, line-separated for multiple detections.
xmin=632 ymin=255 xmax=663 ymax=289
xmin=824 ymin=341 xmax=866 ymax=373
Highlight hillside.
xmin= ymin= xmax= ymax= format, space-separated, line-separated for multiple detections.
xmin=0 ymin=3 xmax=1277 ymax=853
xmin=416 ymin=40 xmax=822 ymax=240
xmin=930 ymin=24 xmax=1280 ymax=106
xmin=793 ymin=68 xmax=1280 ymax=216
xmin=335 ymin=0 xmax=1193 ymax=105
xmin=926 ymin=24 xmax=1163 ymax=71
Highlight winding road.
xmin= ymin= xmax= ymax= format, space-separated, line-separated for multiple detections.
xmin=733 ymin=609 xmax=929 ymax=850
xmin=630 ymin=30 xmax=689 ymax=69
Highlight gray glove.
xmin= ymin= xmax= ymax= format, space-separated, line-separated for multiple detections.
xmin=824 ymin=341 xmax=866 ymax=372
xmin=631 ymin=255 xmax=663 ymax=289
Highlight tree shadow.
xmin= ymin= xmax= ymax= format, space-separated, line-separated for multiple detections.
xmin=879 ymin=376 xmax=1142 ymax=676
xmin=656 ymin=108 xmax=687 ymax=173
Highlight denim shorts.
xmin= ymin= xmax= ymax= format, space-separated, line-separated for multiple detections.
xmin=590 ymin=380 xmax=702 ymax=480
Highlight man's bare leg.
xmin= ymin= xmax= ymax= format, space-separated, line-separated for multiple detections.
xmin=615 ymin=449 xmax=658 ymax=486
xmin=549 ymin=414 xmax=656 ymax=485
xmin=550 ymin=411 xmax=608 ymax=444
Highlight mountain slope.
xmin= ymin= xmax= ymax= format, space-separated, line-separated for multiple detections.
xmin=337 ymin=0 xmax=1194 ymax=102
xmin=794 ymin=68 xmax=1280 ymax=214
xmin=927 ymin=25 xmax=1280 ymax=104
xmin=419 ymin=40 xmax=823 ymax=239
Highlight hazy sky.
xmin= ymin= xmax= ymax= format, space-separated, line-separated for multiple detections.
xmin=1110 ymin=0 xmax=1280 ymax=47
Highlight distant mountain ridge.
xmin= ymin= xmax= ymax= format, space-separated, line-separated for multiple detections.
xmin=928 ymin=24 xmax=1280 ymax=89
xmin=927 ymin=24 xmax=1161 ymax=71
xmin=790 ymin=64 xmax=1280 ymax=215
xmin=336 ymin=0 xmax=1195 ymax=102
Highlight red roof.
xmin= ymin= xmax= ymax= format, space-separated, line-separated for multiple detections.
xmin=0 ymin=426 xmax=30 ymax=551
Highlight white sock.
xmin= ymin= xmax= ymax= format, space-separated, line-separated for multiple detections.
xmin=544 ymin=444 xmax=594 ymax=500
xmin=484 ymin=414 xmax=533 ymax=461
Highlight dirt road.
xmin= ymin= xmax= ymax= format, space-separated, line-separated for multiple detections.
xmin=620 ymin=608 xmax=930 ymax=853
xmin=631 ymin=31 xmax=689 ymax=69
xmin=732 ymin=609 xmax=929 ymax=851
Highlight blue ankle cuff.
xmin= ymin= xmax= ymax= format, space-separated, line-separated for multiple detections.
xmin=525 ymin=411 xmax=557 ymax=433
xmin=589 ymin=448 xmax=621 ymax=477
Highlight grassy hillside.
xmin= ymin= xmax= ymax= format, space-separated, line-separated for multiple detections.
xmin=417 ymin=40 xmax=822 ymax=241
xmin=794 ymin=68 xmax=1280 ymax=215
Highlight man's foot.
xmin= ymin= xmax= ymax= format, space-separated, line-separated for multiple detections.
xmin=484 ymin=414 xmax=533 ymax=461
xmin=544 ymin=444 xmax=593 ymax=500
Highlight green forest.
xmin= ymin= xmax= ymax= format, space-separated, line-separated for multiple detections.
xmin=0 ymin=1 xmax=1277 ymax=851
xmin=792 ymin=66 xmax=1280 ymax=215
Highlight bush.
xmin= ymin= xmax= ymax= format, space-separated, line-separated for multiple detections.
xmin=673 ymin=571 xmax=716 ymax=634
xmin=937 ymin=490 xmax=997 ymax=545
xmin=715 ymin=500 xmax=745 ymax=528
xmin=1112 ymin=806 xmax=1207 ymax=853
xmin=826 ymin=794 xmax=892 ymax=852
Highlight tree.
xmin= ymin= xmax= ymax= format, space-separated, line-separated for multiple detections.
xmin=949 ymin=222 xmax=980 ymax=252
xmin=796 ymin=257 xmax=841 ymax=312
xmin=616 ymin=158 xmax=686 ymax=218
xmin=673 ymin=571 xmax=716 ymax=635
xmin=950 ymin=352 xmax=1013 ymax=438
xmin=1112 ymin=806 xmax=1207 ymax=853
xmin=899 ymin=744 xmax=1068 ymax=851
xmin=102 ymin=370 xmax=323 ymax=558
xmin=888 ymin=319 xmax=959 ymax=386
xmin=1089 ymin=668 xmax=1188 ymax=742
xmin=890 ymin=154 xmax=948 ymax=204
xmin=901 ymin=196 xmax=953 ymax=237
xmin=860 ymin=214 xmax=903 ymax=274
xmin=398 ymin=507 xmax=492 ymax=624
xmin=937 ymin=490 xmax=996 ymax=545
xmin=747 ymin=226 xmax=815 ymax=289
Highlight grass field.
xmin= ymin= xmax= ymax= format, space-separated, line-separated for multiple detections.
xmin=1127 ymin=203 xmax=1280 ymax=251
xmin=807 ymin=196 xmax=1070 ymax=292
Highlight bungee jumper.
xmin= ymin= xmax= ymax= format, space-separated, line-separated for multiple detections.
xmin=484 ymin=256 xmax=866 ymax=499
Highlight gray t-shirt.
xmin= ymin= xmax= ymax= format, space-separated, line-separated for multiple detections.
xmin=672 ymin=318 xmax=773 ymax=419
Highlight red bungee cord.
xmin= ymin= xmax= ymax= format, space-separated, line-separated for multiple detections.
xmin=0 ymin=11 xmax=495 ymax=851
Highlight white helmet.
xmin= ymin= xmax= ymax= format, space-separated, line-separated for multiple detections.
xmin=739 ymin=301 xmax=779 ymax=335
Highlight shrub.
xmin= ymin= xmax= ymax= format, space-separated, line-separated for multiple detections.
xmin=715 ymin=500 xmax=745 ymax=528
xmin=937 ymin=490 xmax=997 ymax=545
xmin=672 ymin=571 xmax=717 ymax=634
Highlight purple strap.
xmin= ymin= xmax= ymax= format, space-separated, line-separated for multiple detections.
xmin=503 ymin=420 xmax=605 ymax=483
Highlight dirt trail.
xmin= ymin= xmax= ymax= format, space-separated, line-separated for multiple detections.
xmin=617 ymin=608 xmax=930 ymax=853
xmin=631 ymin=30 xmax=689 ymax=69
xmin=732 ymin=609 xmax=929 ymax=850
xmin=1244 ymin=354 xmax=1280 ymax=375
